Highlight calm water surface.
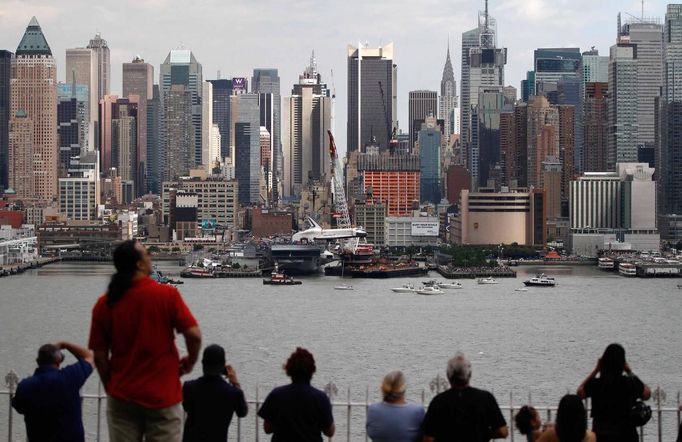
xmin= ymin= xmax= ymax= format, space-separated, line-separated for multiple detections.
xmin=1 ymin=262 xmax=680 ymax=440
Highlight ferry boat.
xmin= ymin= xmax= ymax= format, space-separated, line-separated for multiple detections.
xmin=477 ymin=277 xmax=499 ymax=285
xmin=416 ymin=286 xmax=444 ymax=295
xmin=618 ymin=262 xmax=638 ymax=277
xmin=391 ymin=283 xmax=416 ymax=293
xmin=523 ymin=273 xmax=556 ymax=287
xmin=263 ymin=266 xmax=302 ymax=285
xmin=598 ymin=257 xmax=615 ymax=270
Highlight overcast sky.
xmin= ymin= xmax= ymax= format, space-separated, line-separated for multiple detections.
xmin=0 ymin=0 xmax=670 ymax=153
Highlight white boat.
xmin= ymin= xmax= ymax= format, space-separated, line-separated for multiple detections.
xmin=437 ymin=281 xmax=463 ymax=289
xmin=598 ymin=257 xmax=615 ymax=270
xmin=523 ymin=273 xmax=556 ymax=287
xmin=477 ymin=277 xmax=498 ymax=285
xmin=391 ymin=283 xmax=416 ymax=293
xmin=618 ymin=262 xmax=637 ymax=277
xmin=515 ymin=287 xmax=529 ymax=292
xmin=334 ymin=284 xmax=354 ymax=290
xmin=422 ymin=279 xmax=439 ymax=286
xmin=416 ymin=286 xmax=444 ymax=295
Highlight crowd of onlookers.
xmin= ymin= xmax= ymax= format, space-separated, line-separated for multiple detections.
xmin=9 ymin=240 xmax=682 ymax=442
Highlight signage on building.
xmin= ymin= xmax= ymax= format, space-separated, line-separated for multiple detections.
xmin=232 ymin=77 xmax=247 ymax=91
xmin=411 ymin=221 xmax=439 ymax=237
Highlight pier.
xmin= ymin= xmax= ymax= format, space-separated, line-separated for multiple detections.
xmin=437 ymin=264 xmax=517 ymax=279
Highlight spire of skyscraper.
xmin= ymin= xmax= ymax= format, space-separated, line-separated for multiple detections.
xmin=16 ymin=16 xmax=52 ymax=56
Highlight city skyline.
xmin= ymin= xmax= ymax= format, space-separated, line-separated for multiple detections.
xmin=0 ymin=0 xmax=666 ymax=153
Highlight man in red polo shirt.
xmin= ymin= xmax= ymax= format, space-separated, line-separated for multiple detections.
xmin=89 ymin=240 xmax=202 ymax=442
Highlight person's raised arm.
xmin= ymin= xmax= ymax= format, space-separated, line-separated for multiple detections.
xmin=57 ymin=340 xmax=94 ymax=365
xmin=323 ymin=423 xmax=336 ymax=438
xmin=179 ymin=326 xmax=202 ymax=375
xmin=578 ymin=358 xmax=601 ymax=399
xmin=492 ymin=425 xmax=509 ymax=439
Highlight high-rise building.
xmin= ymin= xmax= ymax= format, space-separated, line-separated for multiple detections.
xmin=357 ymin=152 xmax=420 ymax=216
xmin=146 ymin=85 xmax=161 ymax=194
xmin=584 ymin=82 xmax=609 ymax=172
xmin=86 ymin=33 xmax=110 ymax=105
xmin=57 ymin=83 xmax=87 ymax=177
xmin=65 ymin=47 xmax=96 ymax=148
xmin=201 ymin=81 xmax=214 ymax=170
xmin=608 ymin=43 xmax=638 ymax=170
xmin=520 ymin=71 xmax=535 ymax=103
xmin=282 ymin=56 xmax=332 ymax=198
xmin=8 ymin=111 xmax=34 ymax=197
xmin=582 ymin=49 xmax=609 ymax=83
xmin=58 ymin=151 xmax=100 ymax=221
xmin=619 ymin=18 xmax=663 ymax=150
xmin=9 ymin=17 xmax=58 ymax=200
xmin=160 ymin=49 xmax=203 ymax=166
xmin=100 ymin=95 xmax=140 ymax=193
xmin=122 ymin=56 xmax=153 ymax=194
xmin=347 ymin=43 xmax=397 ymax=153
xmin=460 ymin=2 xmax=507 ymax=171
xmin=408 ymin=90 xmax=437 ymax=149
xmin=231 ymin=93 xmax=260 ymax=205
xmin=656 ymin=4 xmax=682 ymax=240
xmin=417 ymin=115 xmax=441 ymax=203
xmin=207 ymin=79 xmax=232 ymax=160
xmin=439 ymin=44 xmax=457 ymax=144
xmin=252 ymin=69 xmax=282 ymax=201
xmin=0 ymin=50 xmax=12 ymax=192
xmin=162 ymin=85 xmax=193 ymax=182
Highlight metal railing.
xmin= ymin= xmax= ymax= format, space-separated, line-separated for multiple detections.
xmin=3 ymin=371 xmax=681 ymax=442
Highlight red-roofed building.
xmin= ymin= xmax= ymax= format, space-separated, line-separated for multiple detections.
xmin=0 ymin=211 xmax=23 ymax=228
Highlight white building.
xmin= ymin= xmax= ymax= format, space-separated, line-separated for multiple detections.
xmin=118 ymin=210 xmax=139 ymax=240
xmin=58 ymin=151 xmax=100 ymax=221
xmin=384 ymin=216 xmax=439 ymax=247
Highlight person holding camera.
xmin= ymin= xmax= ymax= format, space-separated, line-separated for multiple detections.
xmin=11 ymin=341 xmax=94 ymax=442
xmin=577 ymin=343 xmax=651 ymax=442
xmin=182 ymin=344 xmax=248 ymax=441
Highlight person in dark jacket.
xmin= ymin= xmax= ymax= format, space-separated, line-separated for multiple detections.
xmin=182 ymin=344 xmax=248 ymax=441
xmin=577 ymin=343 xmax=651 ymax=442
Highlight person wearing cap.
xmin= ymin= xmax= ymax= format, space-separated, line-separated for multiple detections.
xmin=182 ymin=344 xmax=248 ymax=441
xmin=366 ymin=370 xmax=425 ymax=441
xmin=421 ymin=352 xmax=508 ymax=442
xmin=11 ymin=341 xmax=94 ymax=442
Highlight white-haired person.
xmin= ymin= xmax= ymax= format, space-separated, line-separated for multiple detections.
xmin=366 ymin=370 xmax=425 ymax=441
xmin=421 ymin=352 xmax=508 ymax=441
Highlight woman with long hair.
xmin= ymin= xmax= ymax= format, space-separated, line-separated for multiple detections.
xmin=577 ymin=343 xmax=651 ymax=442
xmin=537 ymin=395 xmax=595 ymax=442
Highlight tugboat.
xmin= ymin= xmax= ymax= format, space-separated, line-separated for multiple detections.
xmin=523 ymin=273 xmax=556 ymax=287
xmin=263 ymin=265 xmax=302 ymax=285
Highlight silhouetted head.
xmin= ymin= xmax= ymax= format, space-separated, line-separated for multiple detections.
xmin=515 ymin=405 xmax=540 ymax=435
xmin=36 ymin=344 xmax=64 ymax=367
xmin=202 ymin=344 xmax=226 ymax=376
xmin=284 ymin=347 xmax=316 ymax=383
xmin=555 ymin=394 xmax=587 ymax=442
xmin=381 ymin=371 xmax=406 ymax=402
xmin=601 ymin=343 xmax=626 ymax=377
xmin=446 ymin=352 xmax=472 ymax=387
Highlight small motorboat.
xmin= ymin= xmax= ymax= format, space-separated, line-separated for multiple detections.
xmin=391 ymin=283 xmax=416 ymax=293
xmin=334 ymin=284 xmax=354 ymax=291
xmin=437 ymin=281 xmax=463 ymax=289
xmin=416 ymin=286 xmax=444 ymax=295
xmin=477 ymin=277 xmax=498 ymax=285
xmin=422 ymin=279 xmax=439 ymax=286
xmin=515 ymin=287 xmax=529 ymax=292
xmin=523 ymin=273 xmax=556 ymax=287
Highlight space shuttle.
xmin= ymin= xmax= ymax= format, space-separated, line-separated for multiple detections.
xmin=292 ymin=217 xmax=367 ymax=243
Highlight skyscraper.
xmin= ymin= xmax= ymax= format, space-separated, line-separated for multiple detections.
xmin=100 ymin=95 xmax=140 ymax=193
xmin=584 ymin=82 xmax=609 ymax=172
xmin=231 ymin=93 xmax=260 ymax=204
xmin=201 ymin=81 xmax=220 ymax=171
xmin=65 ymin=47 xmax=96 ymax=149
xmin=9 ymin=17 xmax=58 ymax=200
xmin=347 ymin=43 xmax=397 ymax=153
xmin=656 ymin=4 xmax=682 ymax=240
xmin=86 ymin=33 xmax=110 ymax=105
xmin=460 ymin=1 xmax=507 ymax=172
xmin=582 ymin=49 xmax=609 ymax=83
xmin=408 ymin=90 xmax=437 ymax=149
xmin=252 ymin=68 xmax=282 ymax=201
xmin=146 ymin=85 xmax=161 ymax=193
xmin=439 ymin=44 xmax=457 ymax=143
xmin=160 ymin=49 xmax=203 ymax=166
xmin=417 ymin=115 xmax=441 ymax=203
xmin=282 ymin=55 xmax=332 ymax=198
xmin=619 ymin=18 xmax=663 ymax=150
xmin=123 ymin=56 xmax=153 ymax=194
xmin=57 ymin=83 xmax=87 ymax=177
xmin=207 ymin=79 xmax=233 ymax=161
xmin=0 ymin=50 xmax=12 ymax=192
xmin=608 ymin=43 xmax=638 ymax=170
xmin=162 ymin=85 xmax=193 ymax=181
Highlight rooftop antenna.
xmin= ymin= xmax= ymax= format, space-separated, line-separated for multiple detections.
xmin=217 ymin=70 xmax=221 ymax=79
xmin=480 ymin=0 xmax=494 ymax=48
xmin=641 ymin=0 xmax=644 ymax=20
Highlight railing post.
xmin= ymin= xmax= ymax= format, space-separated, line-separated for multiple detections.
xmin=365 ymin=386 xmax=369 ymax=442
xmin=657 ymin=385 xmax=662 ymax=442
xmin=346 ymin=386 xmax=351 ymax=442
xmin=96 ymin=381 xmax=102 ymax=442
xmin=509 ymin=391 xmax=514 ymax=442
xmin=5 ymin=370 xmax=19 ymax=442
xmin=255 ymin=384 xmax=259 ymax=442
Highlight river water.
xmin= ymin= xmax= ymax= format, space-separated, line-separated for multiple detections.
xmin=1 ymin=262 xmax=681 ymax=441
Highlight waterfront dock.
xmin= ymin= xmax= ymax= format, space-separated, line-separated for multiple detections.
xmin=0 ymin=256 xmax=58 ymax=277
xmin=436 ymin=265 xmax=516 ymax=279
